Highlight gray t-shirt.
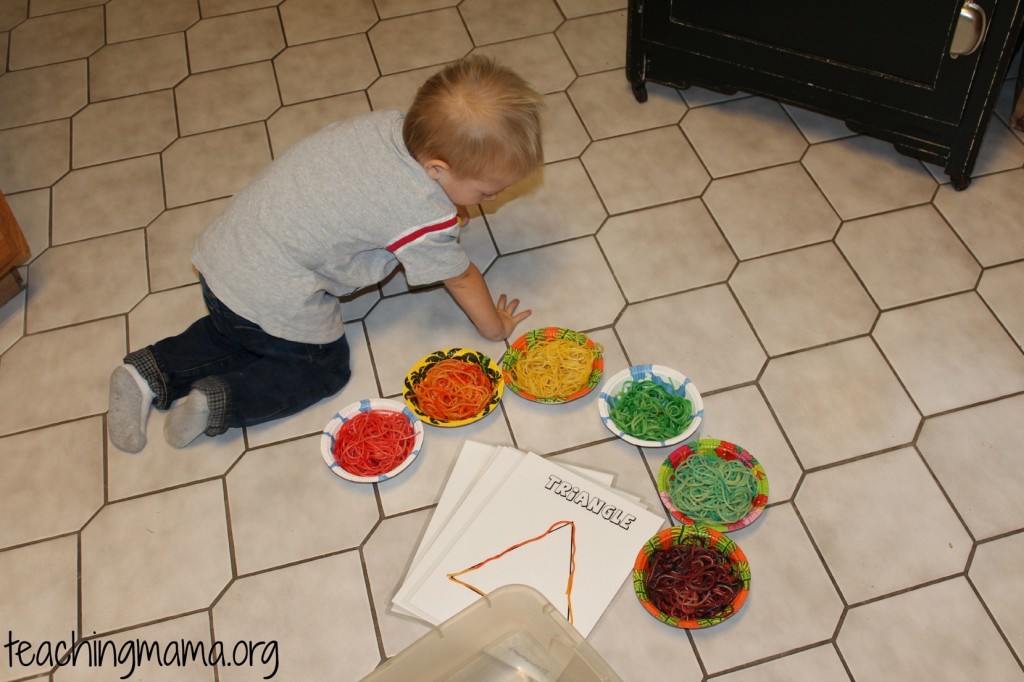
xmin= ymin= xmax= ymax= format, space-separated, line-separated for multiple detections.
xmin=192 ymin=111 xmax=470 ymax=344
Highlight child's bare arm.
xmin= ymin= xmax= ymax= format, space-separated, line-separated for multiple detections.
xmin=443 ymin=263 xmax=531 ymax=341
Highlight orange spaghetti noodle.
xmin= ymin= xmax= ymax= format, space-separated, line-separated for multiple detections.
xmin=413 ymin=358 xmax=493 ymax=421
xmin=447 ymin=520 xmax=577 ymax=623
xmin=333 ymin=410 xmax=415 ymax=477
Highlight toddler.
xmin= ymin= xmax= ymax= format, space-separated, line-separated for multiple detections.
xmin=108 ymin=55 xmax=543 ymax=453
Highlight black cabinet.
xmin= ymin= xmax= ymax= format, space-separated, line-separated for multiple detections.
xmin=626 ymin=0 xmax=1024 ymax=189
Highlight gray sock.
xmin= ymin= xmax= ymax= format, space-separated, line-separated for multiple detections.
xmin=164 ymin=389 xmax=210 ymax=449
xmin=108 ymin=365 xmax=155 ymax=453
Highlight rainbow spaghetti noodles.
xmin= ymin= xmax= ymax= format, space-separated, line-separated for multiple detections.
xmin=413 ymin=358 xmax=494 ymax=422
xmin=507 ymin=337 xmax=598 ymax=400
xmin=608 ymin=379 xmax=692 ymax=441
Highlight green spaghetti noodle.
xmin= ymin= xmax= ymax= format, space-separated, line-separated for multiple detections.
xmin=668 ymin=454 xmax=757 ymax=525
xmin=608 ymin=379 xmax=692 ymax=441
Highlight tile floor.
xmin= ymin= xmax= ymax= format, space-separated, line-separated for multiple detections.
xmin=2 ymin=1 xmax=1024 ymax=681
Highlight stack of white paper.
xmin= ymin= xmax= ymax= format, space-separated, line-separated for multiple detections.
xmin=392 ymin=440 xmax=666 ymax=636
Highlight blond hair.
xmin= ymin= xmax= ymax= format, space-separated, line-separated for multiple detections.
xmin=403 ymin=55 xmax=543 ymax=181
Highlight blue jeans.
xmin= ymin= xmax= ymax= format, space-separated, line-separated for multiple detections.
xmin=125 ymin=278 xmax=351 ymax=436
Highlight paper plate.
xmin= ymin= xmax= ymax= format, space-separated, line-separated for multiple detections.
xmin=321 ymin=398 xmax=424 ymax=483
xmin=657 ymin=439 xmax=769 ymax=532
xmin=597 ymin=364 xmax=703 ymax=447
xmin=500 ymin=327 xmax=604 ymax=403
xmin=633 ymin=525 xmax=751 ymax=629
xmin=403 ymin=348 xmax=504 ymax=427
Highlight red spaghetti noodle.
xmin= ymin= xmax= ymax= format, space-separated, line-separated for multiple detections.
xmin=413 ymin=358 xmax=494 ymax=422
xmin=332 ymin=410 xmax=415 ymax=477
xmin=645 ymin=541 xmax=741 ymax=620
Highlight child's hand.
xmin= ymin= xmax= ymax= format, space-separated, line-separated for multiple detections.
xmin=496 ymin=294 xmax=531 ymax=338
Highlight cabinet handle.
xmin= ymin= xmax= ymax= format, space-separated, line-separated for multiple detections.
xmin=950 ymin=1 xmax=988 ymax=58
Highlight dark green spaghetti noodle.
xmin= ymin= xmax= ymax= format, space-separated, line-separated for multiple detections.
xmin=608 ymin=379 xmax=692 ymax=441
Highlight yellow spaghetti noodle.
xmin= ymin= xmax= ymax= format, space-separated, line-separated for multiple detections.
xmin=508 ymin=338 xmax=598 ymax=400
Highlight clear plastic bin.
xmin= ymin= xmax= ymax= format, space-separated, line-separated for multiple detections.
xmin=362 ymin=584 xmax=622 ymax=682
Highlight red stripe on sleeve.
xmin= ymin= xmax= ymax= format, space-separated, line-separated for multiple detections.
xmin=386 ymin=215 xmax=460 ymax=253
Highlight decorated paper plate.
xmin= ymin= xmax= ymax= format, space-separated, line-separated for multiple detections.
xmin=657 ymin=439 xmax=769 ymax=532
xmin=598 ymin=364 xmax=703 ymax=447
xmin=403 ymin=348 xmax=504 ymax=427
xmin=500 ymin=327 xmax=604 ymax=403
xmin=633 ymin=524 xmax=751 ymax=629
xmin=321 ymin=398 xmax=424 ymax=483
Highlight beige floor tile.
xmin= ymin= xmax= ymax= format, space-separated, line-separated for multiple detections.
xmin=615 ymin=284 xmax=766 ymax=392
xmin=107 ymin=407 xmax=246 ymax=500
xmin=970 ymin=533 xmax=1024 ymax=661
xmin=690 ymin=504 xmax=844 ymax=673
xmin=837 ymin=205 xmax=981 ymax=309
xmin=52 ymin=155 xmax=164 ymax=243
xmin=782 ymin=102 xmax=858 ymax=143
xmin=0 ymin=317 xmax=125 ymax=436
xmin=175 ymin=62 xmax=280 ymax=136
xmin=368 ymin=8 xmax=472 ymax=75
xmin=539 ymin=92 xmax=590 ymax=162
xmin=106 ymin=0 xmax=198 ymax=43
xmin=0 ymin=60 xmax=87 ymax=130
xmin=486 ymin=238 xmax=626 ymax=332
xmin=212 ymin=553 xmax=379 ymax=680
xmin=280 ymin=0 xmax=376 ymax=45
xmin=50 ymin=613 xmax=216 ymax=681
xmin=714 ymin=645 xmax=850 ymax=682
xmin=978 ymin=262 xmax=1024 ymax=348
xmin=88 ymin=34 xmax=188 ymax=102
xmin=0 ymin=418 xmax=104 ymax=548
xmin=917 ymin=395 xmax=1024 ymax=539
xmin=803 ymin=135 xmax=938 ymax=220
xmin=80 ymin=481 xmax=231 ymax=633
xmin=696 ymin=386 xmax=803 ymax=503
xmin=599 ymin=199 xmax=734 ymax=301
xmin=72 ymin=90 xmax=178 ymax=167
xmin=375 ymin=0 xmax=457 ymax=19
xmin=472 ymin=34 xmax=577 ymax=95
xmin=26 ymin=230 xmax=147 ymax=332
xmin=126 ymin=283 xmax=206 ymax=351
xmin=363 ymin=286 xmax=507 ymax=394
xmin=0 ymin=120 xmax=70 ymax=193
xmin=0 ymin=2 xmax=26 ymax=31
xmin=556 ymin=10 xmax=626 ymax=75
xmin=838 ymin=578 xmax=1023 ymax=681
xmin=0 ymin=535 xmax=79 ymax=680
xmin=4 ymin=188 xmax=50 ymax=264
xmin=680 ymin=86 xmax=749 ymax=108
xmin=704 ymin=163 xmax=840 ymax=259
xmin=225 ymin=435 xmax=380 ymax=574
xmin=570 ymin=68 xmax=686 ymax=140
xmin=485 ymin=160 xmax=606 ymax=253
xmin=681 ymin=97 xmax=807 ymax=177
xmin=146 ymin=199 xmax=229 ymax=292
xmin=0 ymin=288 xmax=25 ymax=356
xmin=460 ymin=0 xmax=563 ymax=46
xmin=798 ymin=448 xmax=971 ymax=603
xmin=731 ymin=243 xmax=877 ymax=355
xmin=274 ymin=34 xmax=378 ymax=104
xmin=162 ymin=123 xmax=272 ymax=207
xmin=267 ymin=92 xmax=370 ymax=157
xmin=556 ymin=0 xmax=626 ymax=18
xmin=760 ymin=338 xmax=920 ymax=468
xmin=933 ymin=169 xmax=1024 ymax=266
xmin=8 ymin=6 xmax=102 ymax=70
xmin=200 ymin=0 xmax=282 ymax=17
xmin=583 ymin=126 xmax=710 ymax=214
xmin=364 ymin=510 xmax=435 ymax=657
xmin=185 ymin=7 xmax=283 ymax=73
xmin=874 ymin=293 xmax=1024 ymax=415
